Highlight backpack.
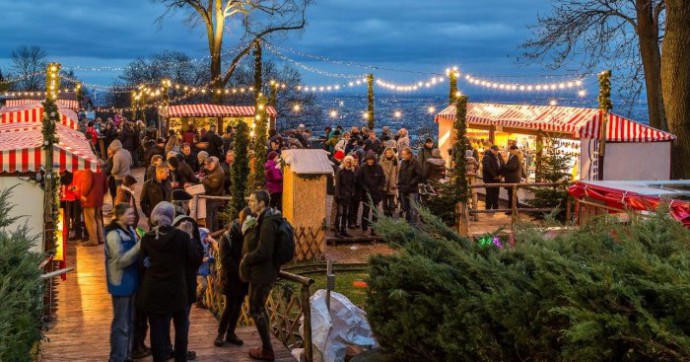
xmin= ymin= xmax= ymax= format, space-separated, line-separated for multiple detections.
xmin=273 ymin=217 xmax=295 ymax=266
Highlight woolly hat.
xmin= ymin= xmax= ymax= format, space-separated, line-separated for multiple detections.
xmin=199 ymin=227 xmax=210 ymax=241
xmin=365 ymin=150 xmax=377 ymax=161
xmin=151 ymin=201 xmax=175 ymax=228
xmin=465 ymin=149 xmax=475 ymax=158
xmin=267 ymin=151 xmax=279 ymax=161
xmin=206 ymin=156 xmax=219 ymax=164
xmin=333 ymin=150 xmax=345 ymax=161
xmin=432 ymin=149 xmax=441 ymax=158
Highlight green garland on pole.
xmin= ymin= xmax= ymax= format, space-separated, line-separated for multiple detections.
xmin=367 ymin=74 xmax=375 ymax=130
xmin=248 ymin=93 xmax=268 ymax=191
xmin=449 ymin=69 xmax=459 ymax=104
xmin=453 ymin=95 xmax=470 ymax=202
xmin=597 ymin=70 xmax=612 ymax=180
xmin=43 ymin=63 xmax=61 ymax=253
xmin=227 ymin=121 xmax=250 ymax=220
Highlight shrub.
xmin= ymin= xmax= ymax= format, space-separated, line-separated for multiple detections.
xmin=367 ymin=207 xmax=690 ymax=361
xmin=0 ymin=188 xmax=43 ymax=362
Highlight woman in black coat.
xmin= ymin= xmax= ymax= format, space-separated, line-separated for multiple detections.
xmin=214 ymin=207 xmax=252 ymax=347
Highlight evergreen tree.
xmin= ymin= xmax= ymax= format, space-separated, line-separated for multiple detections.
xmin=227 ymin=121 xmax=250 ymax=221
xmin=0 ymin=188 xmax=43 ymax=362
xmin=368 ymin=207 xmax=690 ymax=361
xmin=529 ymin=134 xmax=572 ymax=220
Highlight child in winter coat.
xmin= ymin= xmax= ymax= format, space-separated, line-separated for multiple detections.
xmin=197 ymin=227 xmax=215 ymax=308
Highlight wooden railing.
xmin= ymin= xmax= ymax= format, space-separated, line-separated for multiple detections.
xmin=468 ymin=181 xmax=571 ymax=221
xmin=204 ymin=240 xmax=317 ymax=362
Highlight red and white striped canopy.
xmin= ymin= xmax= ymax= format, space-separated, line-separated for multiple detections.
xmin=166 ymin=104 xmax=278 ymax=118
xmin=0 ymin=123 xmax=99 ymax=173
xmin=435 ymin=103 xmax=676 ymax=142
xmin=4 ymin=99 xmax=80 ymax=110
xmin=0 ymin=102 xmax=79 ymax=130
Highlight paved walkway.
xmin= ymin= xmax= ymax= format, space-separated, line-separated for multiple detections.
xmin=40 ymin=166 xmax=294 ymax=361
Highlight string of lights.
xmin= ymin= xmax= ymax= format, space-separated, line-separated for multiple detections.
xmin=296 ymin=77 xmax=369 ymax=92
xmin=0 ymin=71 xmax=44 ymax=85
xmin=265 ymin=43 xmax=365 ymax=79
xmin=376 ymin=75 xmax=446 ymax=92
xmin=2 ymin=89 xmax=80 ymax=98
xmin=463 ymin=74 xmax=585 ymax=92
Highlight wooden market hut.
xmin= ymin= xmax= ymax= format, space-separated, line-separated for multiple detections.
xmin=161 ymin=104 xmax=278 ymax=135
xmin=0 ymin=102 xmax=99 ymax=256
xmin=435 ymin=103 xmax=676 ymax=181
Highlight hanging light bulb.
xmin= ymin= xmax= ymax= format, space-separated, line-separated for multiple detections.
xmin=578 ymin=89 xmax=587 ymax=97
xmin=293 ymin=104 xmax=301 ymax=112
xmin=329 ymin=110 xmax=338 ymax=118
xmin=428 ymin=106 xmax=436 ymax=114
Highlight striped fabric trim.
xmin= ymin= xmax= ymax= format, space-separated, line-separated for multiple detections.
xmin=166 ymin=104 xmax=278 ymax=118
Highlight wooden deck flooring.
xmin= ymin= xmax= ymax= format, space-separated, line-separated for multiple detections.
xmin=40 ymin=241 xmax=295 ymax=362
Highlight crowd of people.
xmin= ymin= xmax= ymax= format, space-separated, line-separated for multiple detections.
xmin=60 ymin=110 xmax=532 ymax=362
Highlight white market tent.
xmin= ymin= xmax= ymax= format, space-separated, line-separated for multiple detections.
xmin=435 ymin=103 xmax=676 ymax=181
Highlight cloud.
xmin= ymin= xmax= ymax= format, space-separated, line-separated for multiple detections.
xmin=0 ymin=0 xmax=556 ymax=85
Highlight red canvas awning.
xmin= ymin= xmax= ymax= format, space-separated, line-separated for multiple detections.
xmin=569 ymin=181 xmax=690 ymax=228
xmin=0 ymin=102 xmax=79 ymax=130
xmin=435 ymin=103 xmax=675 ymax=142
xmin=166 ymin=104 xmax=278 ymax=118
xmin=4 ymin=99 xmax=80 ymax=110
xmin=0 ymin=123 xmax=99 ymax=173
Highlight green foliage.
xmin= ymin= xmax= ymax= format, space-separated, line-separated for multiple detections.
xmin=227 ymin=121 xmax=251 ymax=221
xmin=248 ymin=94 xmax=269 ymax=191
xmin=426 ymin=96 xmax=469 ymax=225
xmin=0 ymin=188 xmax=43 ymax=362
xmin=599 ymin=70 xmax=613 ymax=113
xmin=367 ymin=207 xmax=690 ymax=361
xmin=529 ymin=135 xmax=571 ymax=221
xmin=367 ymin=74 xmax=375 ymax=130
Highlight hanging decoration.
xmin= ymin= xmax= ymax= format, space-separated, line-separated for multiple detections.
xmin=463 ymin=74 xmax=584 ymax=92
xmin=42 ymin=63 xmax=61 ymax=257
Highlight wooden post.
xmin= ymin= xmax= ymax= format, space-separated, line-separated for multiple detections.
xmin=597 ymin=70 xmax=612 ymax=180
xmin=457 ymin=202 xmax=469 ymax=236
xmin=566 ymin=196 xmax=572 ymax=225
xmin=367 ymin=74 xmax=375 ymax=130
xmin=489 ymin=125 xmax=496 ymax=145
xmin=535 ymin=132 xmax=544 ymax=181
xmin=510 ymin=185 xmax=518 ymax=222
xmin=301 ymin=284 xmax=313 ymax=362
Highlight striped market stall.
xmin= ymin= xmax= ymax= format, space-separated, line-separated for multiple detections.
xmin=162 ymin=103 xmax=278 ymax=135
xmin=4 ymin=98 xmax=80 ymax=110
xmin=436 ymin=103 xmax=675 ymax=181
xmin=1 ymin=101 xmax=80 ymax=130
xmin=0 ymin=119 xmax=99 ymax=255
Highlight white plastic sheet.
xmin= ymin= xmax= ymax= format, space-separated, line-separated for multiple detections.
xmin=299 ymin=289 xmax=378 ymax=362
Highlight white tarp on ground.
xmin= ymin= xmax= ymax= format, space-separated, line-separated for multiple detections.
xmin=293 ymin=289 xmax=378 ymax=362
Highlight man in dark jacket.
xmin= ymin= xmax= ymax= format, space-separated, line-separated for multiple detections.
xmin=417 ymin=138 xmax=435 ymax=165
xmin=423 ymin=149 xmax=446 ymax=183
xmin=215 ymin=207 xmax=251 ymax=347
xmin=180 ymin=143 xmax=199 ymax=173
xmin=167 ymin=156 xmax=199 ymax=189
xmin=501 ymin=145 xmax=523 ymax=213
xmin=201 ymin=125 xmax=224 ymax=159
xmin=335 ymin=156 xmax=356 ymax=237
xmin=240 ymin=191 xmax=279 ymax=361
xmin=140 ymin=164 xmax=172 ymax=227
xmin=397 ymin=148 xmax=422 ymax=223
xmin=356 ymin=151 xmax=385 ymax=236
xmin=363 ymin=132 xmax=383 ymax=156
xmin=220 ymin=150 xmax=234 ymax=196
xmin=202 ymin=156 xmax=225 ymax=231
xmin=482 ymin=145 xmax=504 ymax=212
xmin=144 ymin=139 xmax=165 ymax=169
xmin=138 ymin=202 xmax=200 ymax=362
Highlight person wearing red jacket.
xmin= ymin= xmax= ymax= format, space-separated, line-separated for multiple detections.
xmin=75 ymin=169 xmax=107 ymax=246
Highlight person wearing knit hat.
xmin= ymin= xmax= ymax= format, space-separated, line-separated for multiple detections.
xmin=139 ymin=200 xmax=201 ymax=362
xmin=267 ymin=151 xmax=279 ymax=161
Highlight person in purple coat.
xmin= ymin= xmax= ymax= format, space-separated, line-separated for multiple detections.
xmin=264 ymin=151 xmax=283 ymax=212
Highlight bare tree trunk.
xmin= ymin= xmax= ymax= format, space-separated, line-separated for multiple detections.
xmin=636 ymin=0 xmax=667 ymax=131
xmin=661 ymin=0 xmax=690 ymax=179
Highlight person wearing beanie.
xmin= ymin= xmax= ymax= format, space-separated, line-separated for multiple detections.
xmin=356 ymin=151 xmax=385 ymax=236
xmin=264 ymin=151 xmax=284 ymax=212
xmin=138 ymin=201 xmax=202 ymax=362
xmin=333 ymin=150 xmax=345 ymax=162
xmin=108 ymin=139 xmax=133 ymax=187
xmin=195 ymin=227 xmax=214 ymax=309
